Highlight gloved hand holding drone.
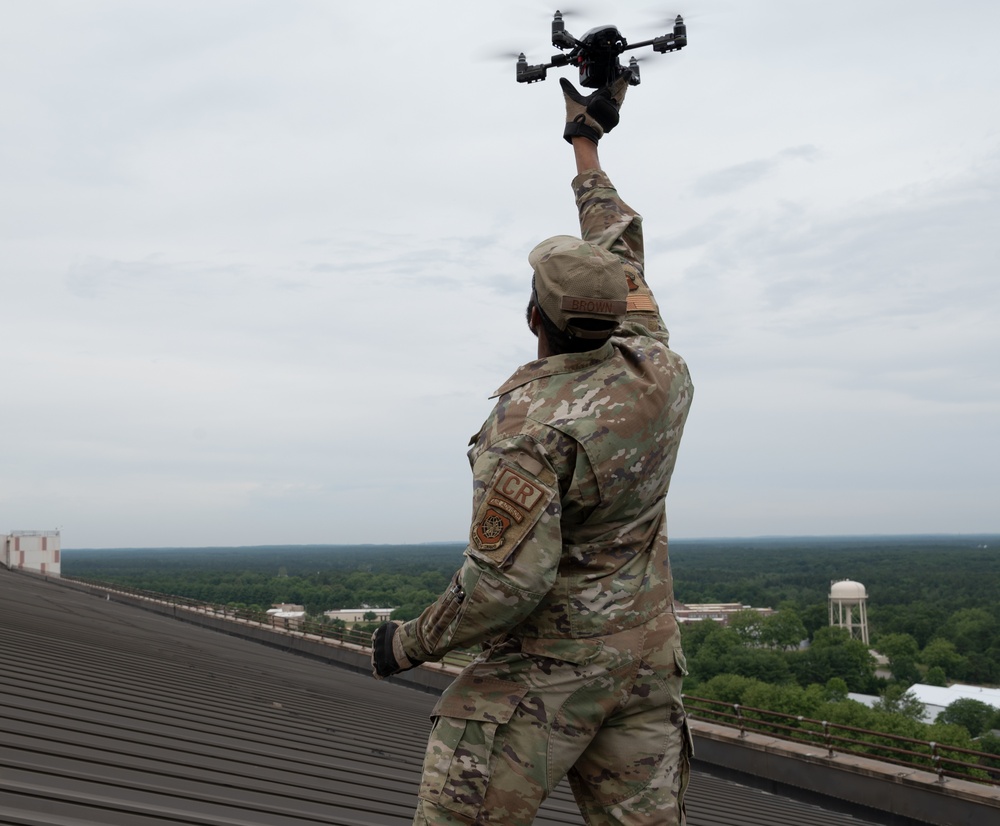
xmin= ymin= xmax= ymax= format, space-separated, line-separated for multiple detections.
xmin=559 ymin=72 xmax=630 ymax=144
xmin=515 ymin=11 xmax=687 ymax=143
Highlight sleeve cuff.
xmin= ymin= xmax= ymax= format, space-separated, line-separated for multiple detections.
xmin=396 ymin=619 xmax=431 ymax=664
xmin=572 ymin=169 xmax=616 ymax=202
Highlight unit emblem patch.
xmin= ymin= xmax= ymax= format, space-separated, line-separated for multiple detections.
xmin=467 ymin=461 xmax=556 ymax=567
xmin=474 ymin=508 xmax=512 ymax=551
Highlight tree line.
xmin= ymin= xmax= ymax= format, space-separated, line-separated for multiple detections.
xmin=64 ymin=535 xmax=1000 ymax=759
xmin=64 ymin=543 xmax=463 ymax=619
xmin=63 ymin=536 xmax=1000 ymax=680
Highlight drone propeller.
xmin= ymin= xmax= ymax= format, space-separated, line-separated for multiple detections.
xmin=644 ymin=5 xmax=718 ymax=30
xmin=517 ymin=6 xmax=592 ymax=24
xmin=486 ymin=49 xmax=527 ymax=61
xmin=485 ymin=9 xmax=586 ymax=64
xmin=546 ymin=6 xmax=591 ymax=20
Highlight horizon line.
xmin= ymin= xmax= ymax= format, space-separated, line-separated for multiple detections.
xmin=60 ymin=532 xmax=1000 ymax=552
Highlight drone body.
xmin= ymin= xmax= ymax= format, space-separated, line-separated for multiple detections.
xmin=516 ymin=10 xmax=688 ymax=87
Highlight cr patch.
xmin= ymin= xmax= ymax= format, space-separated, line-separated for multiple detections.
xmin=468 ymin=462 xmax=555 ymax=567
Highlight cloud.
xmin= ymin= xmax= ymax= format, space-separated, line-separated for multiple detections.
xmin=64 ymin=254 xmax=244 ymax=300
xmin=3 ymin=2 xmax=998 ymax=545
xmin=693 ymin=145 xmax=821 ymax=196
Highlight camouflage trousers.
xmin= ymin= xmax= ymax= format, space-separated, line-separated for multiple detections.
xmin=412 ymin=611 xmax=691 ymax=825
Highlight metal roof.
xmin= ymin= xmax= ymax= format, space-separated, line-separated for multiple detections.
xmin=905 ymin=682 xmax=1000 ymax=711
xmin=0 ymin=569 xmax=894 ymax=825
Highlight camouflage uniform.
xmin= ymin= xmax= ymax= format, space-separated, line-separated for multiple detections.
xmin=396 ymin=170 xmax=694 ymax=825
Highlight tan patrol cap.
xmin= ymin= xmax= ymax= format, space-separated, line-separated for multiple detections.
xmin=528 ymin=235 xmax=628 ymax=339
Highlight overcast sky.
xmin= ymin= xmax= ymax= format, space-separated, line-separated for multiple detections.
xmin=3 ymin=1 xmax=998 ymax=548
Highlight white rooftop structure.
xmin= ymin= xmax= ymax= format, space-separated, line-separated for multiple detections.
xmin=909 ymin=683 xmax=1000 ymax=723
xmin=324 ymin=607 xmax=394 ymax=623
xmin=850 ymin=683 xmax=1000 ymax=724
xmin=2 ymin=530 xmax=61 ymax=576
xmin=265 ymin=605 xmax=306 ymax=630
xmin=674 ymin=603 xmax=775 ymax=625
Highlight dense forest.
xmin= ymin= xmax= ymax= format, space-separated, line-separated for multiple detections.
xmin=64 ymin=542 xmax=465 ymax=620
xmin=63 ymin=535 xmax=1000 ymax=763
xmin=64 ymin=534 xmax=1000 ymax=682
xmin=64 ymin=535 xmax=999 ymax=638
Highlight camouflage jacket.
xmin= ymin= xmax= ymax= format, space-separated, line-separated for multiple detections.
xmin=397 ymin=170 xmax=693 ymax=663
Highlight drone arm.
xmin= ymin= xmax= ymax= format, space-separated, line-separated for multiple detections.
xmin=517 ymin=53 xmax=571 ymax=84
xmin=623 ymin=15 xmax=687 ymax=55
xmin=622 ymin=33 xmax=687 ymax=55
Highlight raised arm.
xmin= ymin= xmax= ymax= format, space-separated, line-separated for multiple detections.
xmin=569 ymin=139 xmax=666 ymax=336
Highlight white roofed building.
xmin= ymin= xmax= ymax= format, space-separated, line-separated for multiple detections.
xmin=265 ymin=603 xmax=305 ymax=630
xmin=850 ymin=683 xmax=1000 ymax=725
xmin=907 ymin=683 xmax=1000 ymax=724
xmin=324 ymin=607 xmax=394 ymax=624
xmin=674 ymin=602 xmax=775 ymax=625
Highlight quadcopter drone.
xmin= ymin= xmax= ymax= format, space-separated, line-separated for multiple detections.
xmin=516 ymin=10 xmax=687 ymax=87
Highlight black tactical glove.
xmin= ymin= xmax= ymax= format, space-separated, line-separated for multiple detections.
xmin=371 ymin=621 xmax=423 ymax=680
xmin=560 ymin=73 xmax=631 ymax=144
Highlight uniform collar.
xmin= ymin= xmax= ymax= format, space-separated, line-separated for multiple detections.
xmin=490 ymin=341 xmax=615 ymax=399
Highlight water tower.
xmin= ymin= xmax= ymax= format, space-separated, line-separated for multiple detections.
xmin=829 ymin=579 xmax=869 ymax=645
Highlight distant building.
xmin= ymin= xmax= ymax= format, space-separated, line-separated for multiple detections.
xmin=1 ymin=531 xmax=61 ymax=576
xmin=849 ymin=683 xmax=1000 ymax=725
xmin=675 ymin=602 xmax=775 ymax=625
xmin=266 ymin=603 xmax=305 ymax=630
xmin=324 ymin=607 xmax=395 ymax=624
xmin=907 ymin=683 xmax=1000 ymax=724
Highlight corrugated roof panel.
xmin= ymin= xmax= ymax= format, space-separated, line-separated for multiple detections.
xmin=0 ymin=570 xmax=894 ymax=825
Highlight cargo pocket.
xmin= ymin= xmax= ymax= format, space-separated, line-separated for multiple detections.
xmin=420 ymin=674 xmax=528 ymax=820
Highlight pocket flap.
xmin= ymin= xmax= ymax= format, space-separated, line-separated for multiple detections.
xmin=432 ymin=674 xmax=528 ymax=724
xmin=520 ymin=636 xmax=603 ymax=665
